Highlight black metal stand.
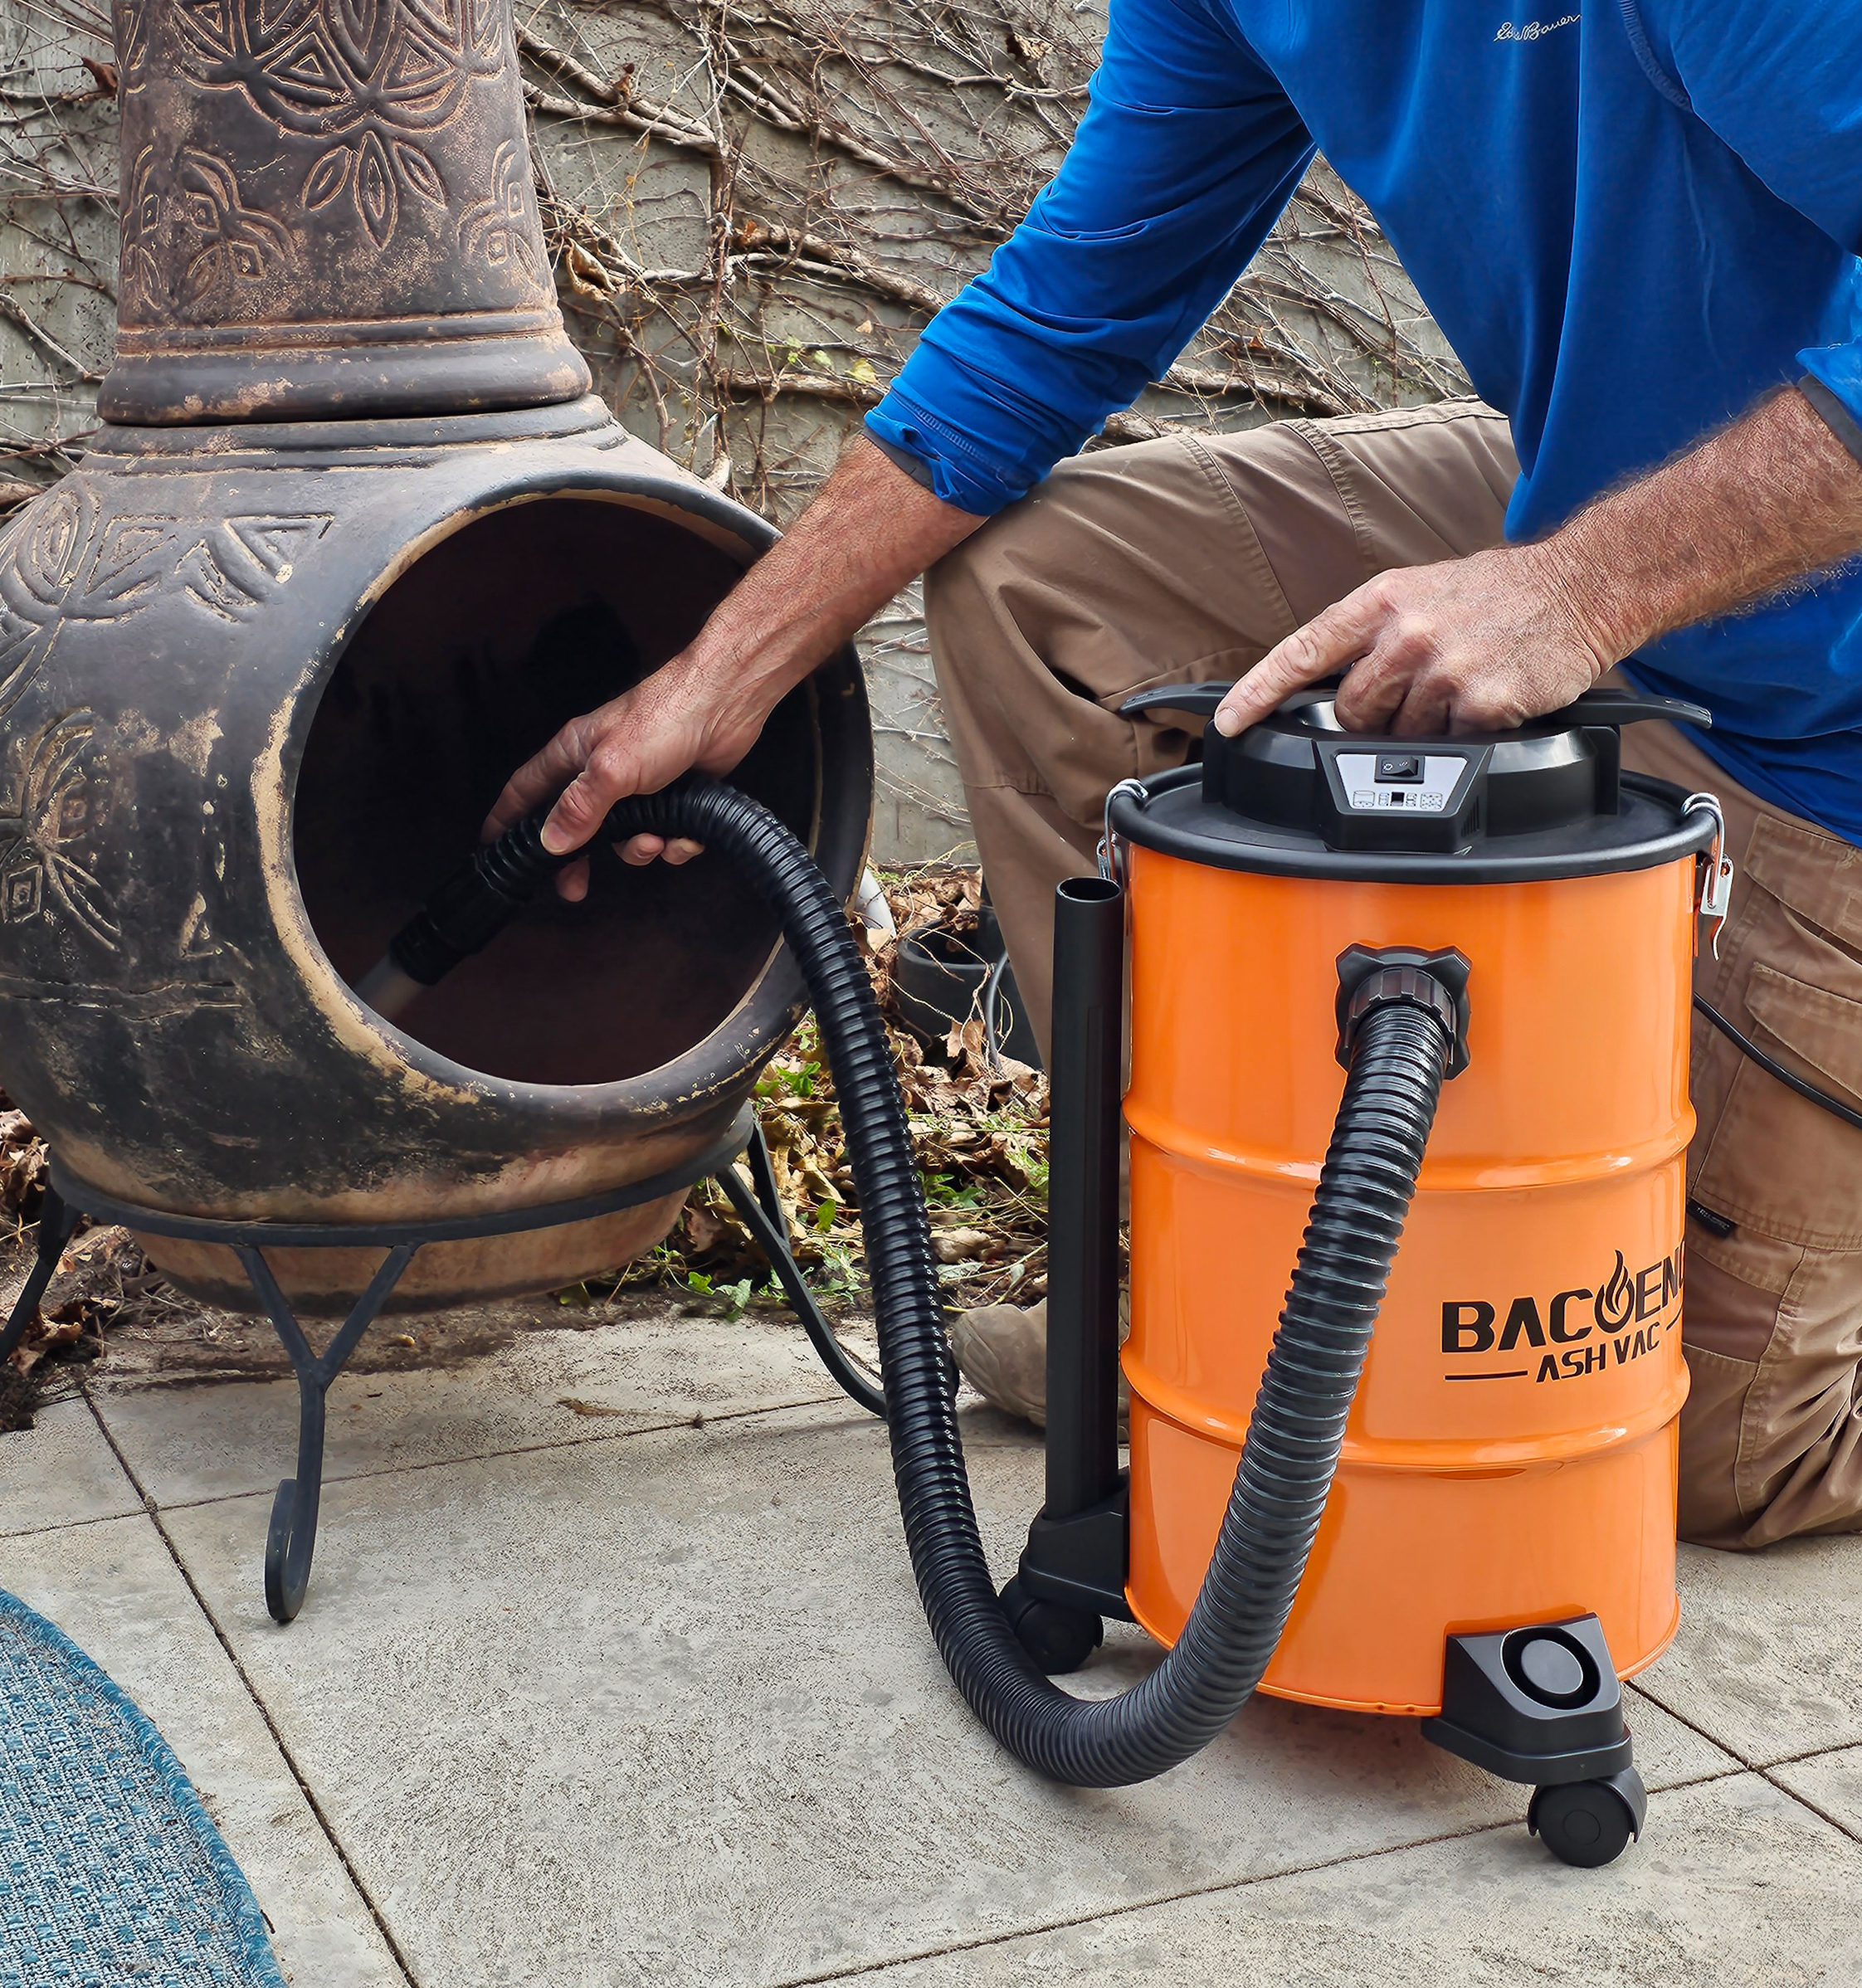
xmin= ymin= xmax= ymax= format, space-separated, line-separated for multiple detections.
xmin=0 ymin=1185 xmax=79 ymax=1369
xmin=243 ymin=1241 xmax=417 ymax=1623
xmin=2 ymin=1104 xmax=883 ymax=1623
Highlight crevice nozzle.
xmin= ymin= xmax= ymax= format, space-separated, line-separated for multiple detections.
xmin=353 ymin=811 xmax=565 ymax=1022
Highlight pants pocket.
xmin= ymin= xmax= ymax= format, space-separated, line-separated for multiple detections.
xmin=1677 ymin=1342 xmax=1761 ymax=1547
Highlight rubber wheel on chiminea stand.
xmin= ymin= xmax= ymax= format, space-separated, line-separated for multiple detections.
xmin=1528 ymin=1769 xmax=1645 ymax=1867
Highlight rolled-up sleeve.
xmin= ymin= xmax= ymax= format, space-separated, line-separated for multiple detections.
xmin=1639 ymin=0 xmax=1862 ymax=455
xmin=865 ymin=0 xmax=1312 ymax=514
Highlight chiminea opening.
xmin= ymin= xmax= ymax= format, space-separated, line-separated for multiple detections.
xmin=292 ymin=493 xmax=812 ymax=1087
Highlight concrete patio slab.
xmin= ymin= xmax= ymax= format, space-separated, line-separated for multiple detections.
xmin=154 ymin=1397 xmax=1738 ymax=1988
xmin=0 ymin=1395 xmax=144 ymax=1537
xmin=0 ymin=1507 xmax=404 ymax=1988
xmin=1768 ymin=1745 xmax=1862 ymax=1839
xmin=1630 ymin=1537 xmax=1862 ymax=1765
xmin=830 ymin=1773 xmax=1860 ymax=1987
xmin=90 ymin=1299 xmax=852 ymax=1508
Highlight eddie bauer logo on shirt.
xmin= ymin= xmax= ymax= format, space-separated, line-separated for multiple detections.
xmin=1495 ymin=12 xmax=1580 ymax=40
xmin=1440 ymin=1245 xmax=1683 ymax=1384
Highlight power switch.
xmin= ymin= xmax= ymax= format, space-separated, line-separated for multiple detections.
xmin=1376 ymin=753 xmax=1424 ymax=782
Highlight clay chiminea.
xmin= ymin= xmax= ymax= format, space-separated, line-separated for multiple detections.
xmin=0 ymin=0 xmax=872 ymax=1310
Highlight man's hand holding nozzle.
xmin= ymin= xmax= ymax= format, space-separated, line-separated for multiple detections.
xmin=480 ymin=437 xmax=987 ymax=893
xmin=480 ymin=654 xmax=734 ymax=899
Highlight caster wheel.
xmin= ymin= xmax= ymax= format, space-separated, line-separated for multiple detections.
xmin=1528 ymin=1767 xmax=1645 ymax=1868
xmin=998 ymin=1576 xmax=1103 ymax=1675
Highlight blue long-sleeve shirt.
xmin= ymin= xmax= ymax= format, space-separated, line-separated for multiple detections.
xmin=866 ymin=0 xmax=1862 ymax=844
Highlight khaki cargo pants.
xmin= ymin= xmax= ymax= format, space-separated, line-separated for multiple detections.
xmin=924 ymin=399 xmax=1862 ymax=1550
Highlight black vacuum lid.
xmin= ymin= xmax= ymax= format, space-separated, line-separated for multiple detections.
xmin=1110 ymin=684 xmax=1721 ymax=883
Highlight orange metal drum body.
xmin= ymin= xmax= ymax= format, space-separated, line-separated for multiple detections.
xmin=1123 ymin=844 xmax=1695 ymax=1714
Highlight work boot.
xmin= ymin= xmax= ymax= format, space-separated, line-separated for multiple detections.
xmin=947 ymin=1297 xmax=1130 ymax=1435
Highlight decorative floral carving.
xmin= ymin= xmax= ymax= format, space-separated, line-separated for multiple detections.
xmin=168 ymin=513 xmax=334 ymax=621
xmin=0 ymin=491 xmax=333 ymax=719
xmin=116 ymin=0 xmax=152 ymax=89
xmin=458 ymin=138 xmax=538 ymax=277
xmin=177 ymin=148 xmax=294 ymax=302
xmin=167 ymin=0 xmax=503 ymax=246
xmin=0 ymin=485 xmax=93 ymax=725
xmin=119 ymin=146 xmax=164 ymax=311
xmin=0 ymin=712 xmax=120 ymax=951
xmin=65 ymin=511 xmax=334 ymax=624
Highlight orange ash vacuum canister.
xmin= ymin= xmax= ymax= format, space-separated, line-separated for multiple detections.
xmin=1104 ymin=686 xmax=1723 ymax=1723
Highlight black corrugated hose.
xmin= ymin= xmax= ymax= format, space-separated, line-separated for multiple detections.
xmin=608 ymin=776 xmax=1453 ymax=1788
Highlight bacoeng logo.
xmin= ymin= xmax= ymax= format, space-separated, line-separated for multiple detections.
xmin=1440 ymin=1245 xmax=1682 ymax=1385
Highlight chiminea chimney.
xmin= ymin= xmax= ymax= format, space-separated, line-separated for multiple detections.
xmin=100 ymin=0 xmax=589 ymax=421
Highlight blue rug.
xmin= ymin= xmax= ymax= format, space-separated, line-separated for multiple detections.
xmin=0 ymin=1591 xmax=286 ymax=1987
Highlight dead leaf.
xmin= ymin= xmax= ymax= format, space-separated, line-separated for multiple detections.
xmin=564 ymin=241 xmax=616 ymax=296
xmin=683 ymin=1200 xmax=729 ymax=1255
xmin=932 ymin=1227 xmax=992 ymax=1264
xmin=43 ymin=1228 xmax=147 ymax=1331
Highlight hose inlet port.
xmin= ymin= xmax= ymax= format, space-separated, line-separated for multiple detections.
xmin=1335 ymin=944 xmax=1472 ymax=1076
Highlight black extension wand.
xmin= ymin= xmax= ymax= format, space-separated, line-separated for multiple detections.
xmin=353 ymin=811 xmax=569 ymax=1024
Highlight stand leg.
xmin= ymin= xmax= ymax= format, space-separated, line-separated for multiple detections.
xmin=1 ymin=1187 xmax=79 ymax=1366
xmin=237 ymin=1242 xmax=419 ymax=1624
xmin=265 ymin=1370 xmax=328 ymax=1627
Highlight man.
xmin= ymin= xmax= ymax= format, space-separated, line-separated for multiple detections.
xmin=491 ymin=1 xmax=1862 ymax=1549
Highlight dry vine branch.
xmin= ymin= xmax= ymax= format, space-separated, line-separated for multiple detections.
xmin=514 ymin=0 xmax=1465 ymax=515
xmin=2 ymin=0 xmax=1462 ymax=846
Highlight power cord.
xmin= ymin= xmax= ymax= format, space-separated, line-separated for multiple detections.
xmin=1694 ymin=995 xmax=1862 ymax=1135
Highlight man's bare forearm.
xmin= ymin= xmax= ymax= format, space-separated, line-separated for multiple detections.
xmin=679 ymin=438 xmax=985 ymax=717
xmin=488 ymin=436 xmax=983 ymax=867
xmin=1217 ymin=385 xmax=1862 ymax=737
xmin=1535 ymin=386 xmax=1862 ymax=659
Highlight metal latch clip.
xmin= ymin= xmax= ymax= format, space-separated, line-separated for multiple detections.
xmin=1097 ymin=779 xmax=1148 ymax=886
xmin=1684 ymin=792 xmax=1734 ymax=959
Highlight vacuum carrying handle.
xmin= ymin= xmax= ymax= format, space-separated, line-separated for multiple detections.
xmin=1118 ymin=681 xmax=1712 ymax=733
xmin=1562 ymin=688 xmax=1713 ymax=731
xmin=1118 ymin=682 xmax=1235 ymax=723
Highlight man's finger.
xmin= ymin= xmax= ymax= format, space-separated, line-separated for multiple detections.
xmin=1330 ymin=645 xmax=1418 ymax=733
xmin=543 ymin=752 xmax=636 ymax=855
xmin=608 ymin=833 xmax=704 ymax=867
xmin=1211 ymin=591 xmax=1383 ymax=735
xmin=483 ymin=729 xmax=583 ymax=841
xmin=554 ymin=856 xmax=592 ymax=903
xmin=1387 ymin=680 xmax=1458 ymax=738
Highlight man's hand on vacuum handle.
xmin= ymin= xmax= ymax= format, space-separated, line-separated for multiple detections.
xmin=484 ymin=439 xmax=982 ymax=898
xmin=1212 ymin=385 xmax=1862 ymax=738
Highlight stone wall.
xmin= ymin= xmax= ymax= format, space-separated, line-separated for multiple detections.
xmin=0 ymin=0 xmax=1465 ymax=860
